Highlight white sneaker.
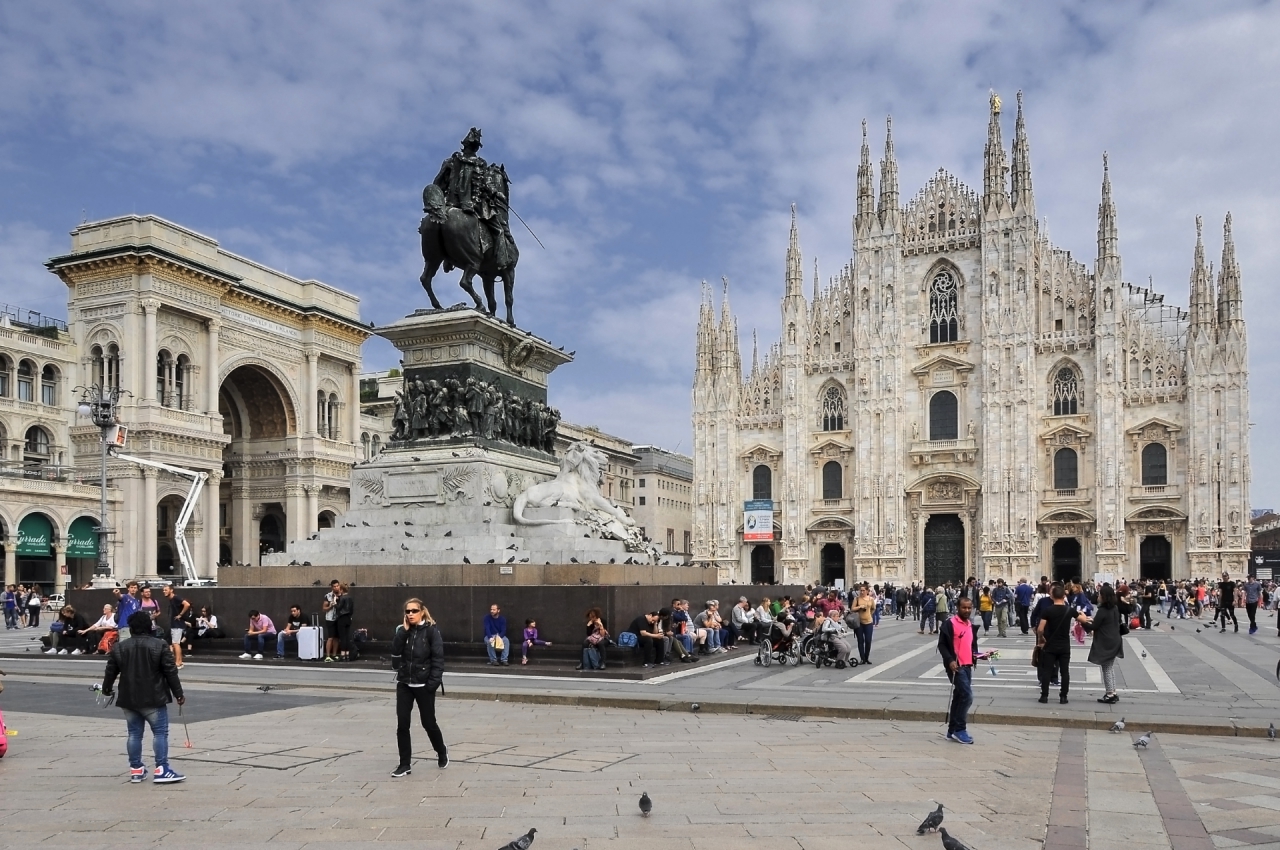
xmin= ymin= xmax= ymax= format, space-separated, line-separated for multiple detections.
xmin=43 ymin=648 xmax=54 ymax=654
xmin=239 ymin=652 xmax=252 ymax=659
xmin=71 ymin=649 xmax=83 ymax=655
xmin=253 ymin=654 xmax=263 ymax=660
xmin=58 ymin=649 xmax=68 ymax=655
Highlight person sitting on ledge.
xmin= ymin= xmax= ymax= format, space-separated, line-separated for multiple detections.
xmin=483 ymin=603 xmax=509 ymax=666
xmin=520 ymin=619 xmax=550 ymax=666
xmin=44 ymin=605 xmax=90 ymax=655
xmin=239 ymin=610 xmax=276 ymax=660
xmin=628 ymin=610 xmax=667 ymax=668
xmin=83 ymin=603 xmax=119 ymax=655
xmin=276 ymin=605 xmax=306 ymax=660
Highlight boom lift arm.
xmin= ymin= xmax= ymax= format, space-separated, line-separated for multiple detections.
xmin=110 ymin=450 xmax=208 ymax=583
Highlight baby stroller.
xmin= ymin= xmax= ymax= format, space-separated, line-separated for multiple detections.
xmin=755 ymin=617 xmax=800 ymax=667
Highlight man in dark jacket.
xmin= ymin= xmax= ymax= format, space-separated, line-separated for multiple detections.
xmin=102 ymin=611 xmax=185 ymax=784
xmin=389 ymin=599 xmax=447 ymax=777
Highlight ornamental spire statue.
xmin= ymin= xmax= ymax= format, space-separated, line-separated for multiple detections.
xmin=419 ymin=128 xmax=521 ymax=326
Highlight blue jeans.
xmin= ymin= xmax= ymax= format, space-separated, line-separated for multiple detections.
xmin=486 ymin=637 xmax=509 ymax=663
xmin=947 ymin=666 xmax=973 ymax=735
xmin=3 ymin=607 xmax=16 ymax=629
xmin=243 ymin=633 xmax=274 ymax=654
xmin=276 ymin=632 xmax=296 ymax=658
xmin=123 ymin=706 xmax=170 ymax=769
xmin=854 ymin=622 xmax=874 ymax=662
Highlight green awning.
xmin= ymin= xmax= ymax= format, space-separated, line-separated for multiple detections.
xmin=66 ymin=516 xmax=98 ymax=558
xmin=16 ymin=514 xmax=53 ymax=557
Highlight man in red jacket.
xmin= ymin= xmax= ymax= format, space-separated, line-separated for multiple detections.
xmin=937 ymin=596 xmax=992 ymax=745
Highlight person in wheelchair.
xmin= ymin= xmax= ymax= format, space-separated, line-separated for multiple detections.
xmin=813 ymin=610 xmax=854 ymax=669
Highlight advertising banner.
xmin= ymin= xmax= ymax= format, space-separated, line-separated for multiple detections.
xmin=743 ymin=499 xmax=774 ymax=542
xmin=16 ymin=513 xmax=53 ymax=557
xmin=66 ymin=516 xmax=99 ymax=558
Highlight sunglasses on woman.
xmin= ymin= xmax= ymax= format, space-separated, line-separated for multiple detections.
xmin=405 ymin=609 xmax=421 ymax=615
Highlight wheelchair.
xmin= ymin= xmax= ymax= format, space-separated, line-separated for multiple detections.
xmin=754 ymin=620 xmax=801 ymax=667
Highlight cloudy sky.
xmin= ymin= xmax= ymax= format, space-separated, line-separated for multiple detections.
xmin=1 ymin=2 xmax=1278 ymax=502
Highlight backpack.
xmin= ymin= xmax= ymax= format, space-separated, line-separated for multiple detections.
xmin=617 ymin=631 xmax=638 ymax=648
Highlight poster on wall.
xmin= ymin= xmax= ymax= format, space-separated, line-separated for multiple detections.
xmin=743 ymin=500 xmax=774 ymax=542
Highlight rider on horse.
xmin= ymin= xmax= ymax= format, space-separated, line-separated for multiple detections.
xmin=431 ymin=128 xmax=512 ymax=267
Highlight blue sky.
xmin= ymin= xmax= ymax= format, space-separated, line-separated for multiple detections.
xmin=2 ymin=2 xmax=1279 ymax=502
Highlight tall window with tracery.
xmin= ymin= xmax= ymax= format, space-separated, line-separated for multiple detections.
xmin=820 ymin=385 xmax=846 ymax=431
xmin=928 ymin=270 xmax=959 ymax=343
xmin=1052 ymin=367 xmax=1079 ymax=416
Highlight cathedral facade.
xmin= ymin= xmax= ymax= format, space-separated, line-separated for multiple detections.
xmin=692 ymin=94 xmax=1250 ymax=588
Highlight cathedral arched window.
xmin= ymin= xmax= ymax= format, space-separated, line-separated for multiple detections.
xmin=1053 ymin=448 xmax=1078 ymax=490
xmin=1052 ymin=368 xmax=1079 ymax=416
xmin=1141 ymin=443 xmax=1167 ymax=486
xmin=822 ymin=461 xmax=843 ymax=500
xmin=929 ymin=391 xmax=958 ymax=441
xmin=928 ymin=270 xmax=959 ymax=343
xmin=820 ymin=385 xmax=846 ymax=431
xmin=752 ymin=464 xmax=772 ymax=501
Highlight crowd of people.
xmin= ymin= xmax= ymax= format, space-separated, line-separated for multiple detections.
xmin=2 ymin=584 xmax=50 ymax=629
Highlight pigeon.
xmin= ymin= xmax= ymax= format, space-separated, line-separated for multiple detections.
xmin=289 ymin=560 xmax=299 ymax=566
xmin=412 ymin=456 xmax=421 ymax=462
xmin=638 ymin=792 xmax=652 ymax=817
xmin=362 ymin=521 xmax=370 ymax=527
xmin=463 ymin=556 xmax=471 ymax=564
xmin=570 ymin=557 xmax=579 ymax=564
xmin=690 ymin=703 xmax=700 ymax=711
xmin=916 ymin=803 xmax=944 ymax=834
xmin=393 ymin=520 xmax=399 ymax=525
xmin=486 ymin=559 xmax=495 ymax=564
xmin=510 ymin=532 xmax=516 ymax=537
xmin=303 ymin=561 xmax=312 ymax=566
xmin=1134 ymin=731 xmax=1153 ymax=748
xmin=1197 ymin=628 xmax=1201 ymax=633
xmin=1170 ymin=625 xmax=1175 ymax=631
xmin=519 ymin=558 xmax=529 ymax=563
xmin=483 ymin=518 xmax=492 ymax=524
xmin=506 ymin=556 xmax=516 ymax=564
xmin=452 ymin=451 xmax=461 ymax=457
xmin=344 ymin=523 xmax=355 ymax=528
xmin=609 ymin=558 xmax=616 ymax=564
xmin=444 ymin=530 xmax=453 ymax=537
xmin=568 ymin=350 xmax=576 ymax=356
xmin=939 ymin=828 xmax=972 ymax=850
xmin=257 ymin=685 xmax=274 ymax=694
xmin=496 ymin=829 xmax=536 ymax=850
xmin=401 ymin=544 xmax=409 ymax=551
xmin=405 ymin=531 xmax=414 ymax=537
xmin=484 ymin=501 xmax=492 ymax=506
xmin=1270 ymin=722 xmax=1276 ymax=741
xmin=404 ymin=521 xmax=414 ymax=526
xmin=507 ymin=544 xmax=518 ymax=550
xmin=1110 ymin=717 xmax=1126 ymax=733
xmin=312 ymin=580 xmax=323 ymax=587
xmin=1141 ymin=650 xmax=1148 ymax=659
xmin=396 ymin=581 xmax=408 ymax=587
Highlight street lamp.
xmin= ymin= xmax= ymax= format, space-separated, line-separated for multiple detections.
xmin=74 ymin=384 xmax=129 ymax=585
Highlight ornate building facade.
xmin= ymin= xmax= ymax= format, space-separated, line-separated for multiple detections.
xmin=693 ymin=94 xmax=1250 ymax=587
xmin=46 ymin=215 xmax=369 ymax=583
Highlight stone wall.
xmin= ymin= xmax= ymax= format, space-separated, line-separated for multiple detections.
xmin=218 ymin=561 xmax=712 ymax=588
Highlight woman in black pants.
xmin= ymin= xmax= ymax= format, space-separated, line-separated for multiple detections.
xmin=332 ymin=583 xmax=355 ymax=662
xmin=389 ymin=598 xmax=446 ymax=777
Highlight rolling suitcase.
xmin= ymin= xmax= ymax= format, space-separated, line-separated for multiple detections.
xmin=297 ymin=626 xmax=322 ymax=661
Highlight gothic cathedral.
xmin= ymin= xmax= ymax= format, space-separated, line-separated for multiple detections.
xmin=692 ymin=93 xmax=1250 ymax=587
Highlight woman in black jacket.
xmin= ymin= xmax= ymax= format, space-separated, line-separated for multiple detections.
xmin=389 ymin=598 xmax=447 ymax=777
xmin=333 ymin=583 xmax=355 ymax=662
xmin=1081 ymin=583 xmax=1129 ymax=704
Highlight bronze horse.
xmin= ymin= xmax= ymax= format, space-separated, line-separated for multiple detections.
xmin=419 ymin=176 xmax=519 ymax=326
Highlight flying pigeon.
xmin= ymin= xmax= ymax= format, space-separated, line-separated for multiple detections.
xmin=639 ymin=792 xmax=652 ymax=816
xmin=257 ymin=685 xmax=274 ymax=694
xmin=444 ymin=530 xmax=453 ymax=537
xmin=463 ymin=556 xmax=471 ymax=564
xmin=1110 ymin=717 xmax=1125 ymax=733
xmin=939 ymin=828 xmax=972 ymax=850
xmin=1270 ymin=722 xmax=1276 ymax=741
xmin=496 ymin=828 xmax=536 ymax=850
xmin=916 ymin=803 xmax=944 ymax=834
xmin=1134 ymin=731 xmax=1153 ymax=748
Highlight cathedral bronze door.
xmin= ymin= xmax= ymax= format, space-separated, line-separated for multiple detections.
xmin=924 ymin=513 xmax=965 ymax=587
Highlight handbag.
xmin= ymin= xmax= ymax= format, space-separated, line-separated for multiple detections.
xmin=586 ymin=630 xmax=606 ymax=646
xmin=617 ymin=631 xmax=638 ymax=648
xmin=1117 ymin=607 xmax=1130 ymax=636
xmin=491 ymin=635 xmax=505 ymax=651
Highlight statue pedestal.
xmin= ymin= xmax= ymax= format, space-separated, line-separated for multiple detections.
xmin=263 ymin=307 xmax=665 ymax=577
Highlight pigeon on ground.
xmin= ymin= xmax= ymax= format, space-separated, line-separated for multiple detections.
xmin=463 ymin=556 xmax=471 ymax=564
xmin=486 ymin=559 xmax=495 ymax=564
xmin=412 ymin=456 xmax=421 ymax=462
xmin=401 ymin=544 xmax=409 ymax=551
xmin=1269 ymin=722 xmax=1276 ymax=741
xmin=1134 ymin=731 xmax=1153 ymax=748
xmin=939 ymin=828 xmax=972 ymax=850
xmin=1141 ymin=650 xmax=1148 ymax=659
xmin=519 ymin=558 xmax=529 ymax=563
xmin=444 ymin=530 xmax=453 ymax=537
xmin=507 ymin=544 xmax=518 ymax=550
xmin=639 ymin=792 xmax=652 ymax=816
xmin=506 ymin=556 xmax=515 ymax=564
xmin=497 ymin=828 xmax=536 ymax=850
xmin=405 ymin=531 xmax=414 ymax=537
xmin=393 ymin=520 xmax=399 ymax=525
xmin=916 ymin=803 xmax=944 ymax=834
xmin=690 ymin=703 xmax=700 ymax=711
xmin=452 ymin=451 xmax=461 ymax=457
xmin=1197 ymin=628 xmax=1201 ymax=633
xmin=570 ymin=557 xmax=579 ymax=563
xmin=510 ymin=532 xmax=516 ymax=537
xmin=483 ymin=518 xmax=492 ymax=524
xmin=1110 ymin=717 xmax=1126 ymax=733
xmin=1275 ymin=658 xmax=1280 ymax=682
xmin=609 ymin=558 xmax=616 ymax=564
xmin=404 ymin=521 xmax=413 ymax=526
xmin=257 ymin=685 xmax=274 ymax=694
xmin=362 ymin=521 xmax=370 ymax=527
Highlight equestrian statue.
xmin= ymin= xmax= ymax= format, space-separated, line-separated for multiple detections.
xmin=420 ymin=127 xmax=521 ymax=326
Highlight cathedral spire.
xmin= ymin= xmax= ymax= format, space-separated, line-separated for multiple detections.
xmin=983 ymin=91 xmax=1008 ymax=212
xmin=1096 ymin=153 xmax=1120 ymax=280
xmin=856 ymin=118 xmax=875 ymax=234
xmin=751 ymin=329 xmax=759 ymax=374
xmin=877 ymin=115 xmax=899 ymax=228
xmin=786 ymin=204 xmax=803 ymax=298
xmin=1218 ymin=212 xmax=1242 ymax=328
xmin=1010 ymin=90 xmax=1034 ymax=215
xmin=695 ymin=279 xmax=715 ymax=374
xmin=813 ymin=257 xmax=820 ymax=301
xmin=1188 ymin=215 xmax=1214 ymax=332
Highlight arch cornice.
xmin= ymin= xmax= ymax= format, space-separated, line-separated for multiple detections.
xmin=219 ymin=356 xmax=300 ymax=418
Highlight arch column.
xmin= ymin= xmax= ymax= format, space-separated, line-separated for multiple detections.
xmin=303 ymin=349 xmax=319 ymax=436
xmin=285 ymin=485 xmax=306 ymax=550
xmin=206 ymin=318 xmax=221 ymax=415
xmin=4 ymin=546 xmax=15 ymax=587
xmin=55 ymin=542 xmax=67 ymax=593
xmin=304 ymin=485 xmax=321 ymax=537
xmin=142 ymin=467 xmax=158 ymax=576
xmin=204 ymin=470 xmax=222 ymax=578
xmin=231 ymin=482 xmax=254 ymax=566
xmin=348 ymin=364 xmax=360 ymax=446
xmin=141 ymin=298 xmax=160 ymax=403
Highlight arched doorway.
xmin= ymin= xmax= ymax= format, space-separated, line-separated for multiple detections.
xmin=924 ymin=514 xmax=965 ymax=587
xmin=259 ymin=514 xmax=284 ymax=558
xmin=1140 ymin=536 xmax=1171 ymax=581
xmin=157 ymin=543 xmax=176 ymax=576
xmin=318 ymin=511 xmax=336 ymax=530
xmin=750 ymin=545 xmax=775 ymax=584
xmin=821 ymin=543 xmax=845 ymax=586
xmin=16 ymin=512 xmax=57 ymax=586
xmin=1052 ymin=538 xmax=1082 ymax=583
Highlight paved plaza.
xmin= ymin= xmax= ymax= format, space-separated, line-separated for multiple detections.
xmin=3 ymin=611 xmax=1280 ymax=848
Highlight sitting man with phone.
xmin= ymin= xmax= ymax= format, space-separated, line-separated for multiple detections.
xmin=276 ymin=606 xmax=306 ymax=659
